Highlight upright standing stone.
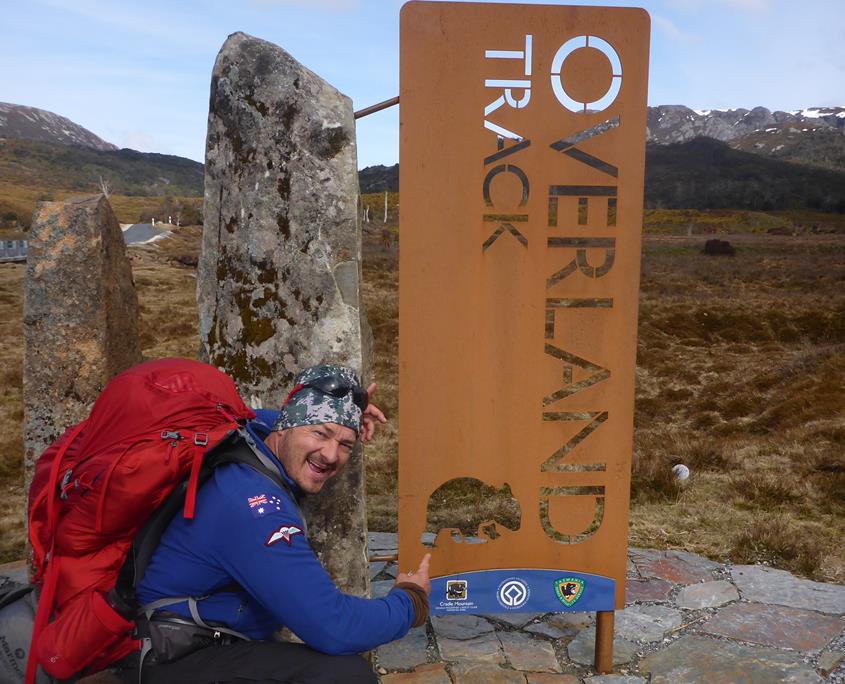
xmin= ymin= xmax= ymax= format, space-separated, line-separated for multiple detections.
xmin=198 ymin=33 xmax=370 ymax=595
xmin=23 ymin=194 xmax=141 ymax=489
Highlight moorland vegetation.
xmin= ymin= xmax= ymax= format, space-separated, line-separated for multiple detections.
xmin=0 ymin=196 xmax=841 ymax=585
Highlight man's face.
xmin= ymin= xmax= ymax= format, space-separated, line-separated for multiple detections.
xmin=267 ymin=422 xmax=357 ymax=494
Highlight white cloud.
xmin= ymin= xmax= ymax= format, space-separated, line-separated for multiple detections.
xmin=674 ymin=0 xmax=770 ymax=11
xmin=248 ymin=0 xmax=358 ymax=9
xmin=118 ymin=130 xmax=164 ymax=153
xmin=33 ymin=0 xmax=219 ymax=48
xmin=651 ymin=14 xmax=685 ymax=39
xmin=715 ymin=0 xmax=770 ymax=11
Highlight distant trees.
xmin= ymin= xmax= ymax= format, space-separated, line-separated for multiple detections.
xmin=645 ymin=138 xmax=845 ymax=214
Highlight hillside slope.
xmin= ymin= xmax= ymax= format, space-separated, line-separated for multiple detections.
xmin=0 ymin=138 xmax=203 ymax=226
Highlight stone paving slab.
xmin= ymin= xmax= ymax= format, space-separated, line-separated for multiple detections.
xmin=731 ymin=565 xmax=845 ymax=614
xmin=525 ymin=675 xmax=580 ymax=684
xmin=624 ymin=577 xmax=674 ymax=603
xmin=567 ymin=628 xmax=638 ymax=666
xmin=584 ymin=676 xmax=647 ymax=684
xmin=450 ymin=663 xmax=527 ymax=683
xmin=701 ymin=601 xmax=844 ymax=651
xmin=487 ymin=612 xmax=544 ymax=628
xmin=380 ymin=663 xmax=452 ymax=683
xmin=368 ymin=532 xmax=399 ymax=552
xmin=676 ymin=579 xmax=738 ymax=609
xmin=640 ymin=634 xmax=823 ymax=683
xmin=376 ymin=626 xmax=430 ymax=671
xmin=438 ymin=633 xmax=503 ymax=663
xmin=372 ymin=579 xmax=395 ymax=598
xmin=629 ymin=549 xmax=721 ymax=584
xmin=431 ymin=614 xmax=495 ymax=640
xmin=614 ymin=605 xmax=684 ymax=643
xmin=524 ymin=612 xmax=594 ymax=639
xmin=0 ymin=560 xmax=28 ymax=585
xmin=498 ymin=631 xmax=561 ymax=672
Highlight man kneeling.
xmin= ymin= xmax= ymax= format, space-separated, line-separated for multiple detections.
xmin=133 ymin=365 xmax=430 ymax=683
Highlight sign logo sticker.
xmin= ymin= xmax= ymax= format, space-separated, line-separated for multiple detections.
xmin=446 ymin=580 xmax=468 ymax=601
xmin=554 ymin=577 xmax=584 ymax=606
xmin=497 ymin=578 xmax=530 ymax=609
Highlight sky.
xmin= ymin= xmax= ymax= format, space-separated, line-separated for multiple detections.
xmin=2 ymin=0 xmax=843 ymax=168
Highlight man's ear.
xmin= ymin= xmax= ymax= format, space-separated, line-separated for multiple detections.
xmin=264 ymin=430 xmax=284 ymax=454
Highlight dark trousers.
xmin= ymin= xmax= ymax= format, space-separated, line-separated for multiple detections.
xmin=130 ymin=641 xmax=378 ymax=684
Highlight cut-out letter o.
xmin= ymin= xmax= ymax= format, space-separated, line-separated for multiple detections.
xmin=550 ymin=35 xmax=622 ymax=113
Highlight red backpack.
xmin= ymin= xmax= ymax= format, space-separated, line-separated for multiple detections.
xmin=25 ymin=358 xmax=256 ymax=683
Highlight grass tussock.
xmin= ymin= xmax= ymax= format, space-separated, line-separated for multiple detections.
xmin=729 ymin=516 xmax=834 ymax=578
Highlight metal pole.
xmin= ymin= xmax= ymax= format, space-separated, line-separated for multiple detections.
xmin=368 ymin=553 xmax=399 ymax=563
xmin=595 ymin=610 xmax=615 ymax=673
xmin=354 ymin=96 xmax=399 ymax=119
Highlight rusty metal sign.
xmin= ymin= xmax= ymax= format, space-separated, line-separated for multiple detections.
xmin=398 ymin=1 xmax=650 ymax=618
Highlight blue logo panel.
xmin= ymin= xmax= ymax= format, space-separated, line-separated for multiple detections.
xmin=430 ymin=568 xmax=615 ymax=615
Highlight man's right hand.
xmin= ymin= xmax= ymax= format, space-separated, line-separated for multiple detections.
xmin=394 ymin=553 xmax=432 ymax=627
xmin=395 ymin=553 xmax=431 ymax=594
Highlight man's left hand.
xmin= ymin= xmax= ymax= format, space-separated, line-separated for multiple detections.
xmin=360 ymin=383 xmax=387 ymax=443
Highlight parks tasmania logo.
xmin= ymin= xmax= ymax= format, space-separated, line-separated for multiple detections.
xmin=554 ymin=577 xmax=584 ymax=606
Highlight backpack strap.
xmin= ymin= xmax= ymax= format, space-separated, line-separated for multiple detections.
xmin=114 ymin=428 xmax=305 ymax=609
xmin=220 ymin=427 xmax=308 ymax=537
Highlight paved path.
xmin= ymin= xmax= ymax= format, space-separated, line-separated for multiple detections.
xmin=120 ymin=223 xmax=171 ymax=245
xmin=368 ymin=533 xmax=845 ymax=684
xmin=3 ymin=536 xmax=842 ymax=683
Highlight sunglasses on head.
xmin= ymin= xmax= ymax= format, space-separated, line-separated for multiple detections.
xmin=285 ymin=376 xmax=369 ymax=411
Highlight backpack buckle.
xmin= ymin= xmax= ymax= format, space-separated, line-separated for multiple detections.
xmin=160 ymin=431 xmax=182 ymax=441
xmin=194 ymin=433 xmax=209 ymax=446
xmin=59 ymin=468 xmax=73 ymax=500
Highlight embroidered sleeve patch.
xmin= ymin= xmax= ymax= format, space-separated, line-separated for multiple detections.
xmin=248 ymin=494 xmax=286 ymax=518
xmin=265 ymin=524 xmax=303 ymax=547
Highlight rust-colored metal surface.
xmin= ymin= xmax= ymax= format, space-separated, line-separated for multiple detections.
xmin=399 ymin=1 xmax=649 ymax=610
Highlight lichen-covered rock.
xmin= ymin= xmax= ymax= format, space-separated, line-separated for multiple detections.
xmin=198 ymin=32 xmax=370 ymax=594
xmin=23 ymin=194 xmax=141 ymax=488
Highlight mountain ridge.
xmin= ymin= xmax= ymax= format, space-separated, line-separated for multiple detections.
xmin=1 ymin=102 xmax=842 ymax=225
xmin=647 ymin=105 xmax=845 ymax=172
xmin=0 ymin=102 xmax=117 ymax=152
xmin=3 ymin=100 xmax=843 ymax=172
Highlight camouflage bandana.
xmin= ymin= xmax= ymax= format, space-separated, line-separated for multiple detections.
xmin=273 ymin=364 xmax=364 ymax=435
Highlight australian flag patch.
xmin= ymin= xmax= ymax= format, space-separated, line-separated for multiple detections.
xmin=247 ymin=494 xmax=286 ymax=518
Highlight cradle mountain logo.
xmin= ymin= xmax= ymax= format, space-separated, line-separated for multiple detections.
xmin=554 ymin=577 xmax=584 ymax=606
xmin=446 ymin=580 xmax=468 ymax=601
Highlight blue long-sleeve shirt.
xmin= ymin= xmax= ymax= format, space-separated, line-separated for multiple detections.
xmin=136 ymin=410 xmax=413 ymax=655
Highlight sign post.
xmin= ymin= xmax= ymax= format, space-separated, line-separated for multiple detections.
xmin=399 ymin=1 xmax=649 ymax=672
